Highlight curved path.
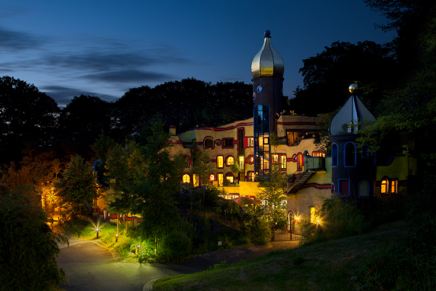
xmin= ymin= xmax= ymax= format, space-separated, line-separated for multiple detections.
xmin=57 ymin=238 xmax=300 ymax=291
xmin=56 ymin=239 xmax=204 ymax=291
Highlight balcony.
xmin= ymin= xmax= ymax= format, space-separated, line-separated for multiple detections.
xmin=304 ymin=156 xmax=325 ymax=171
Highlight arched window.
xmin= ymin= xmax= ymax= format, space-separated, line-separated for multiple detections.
xmin=182 ymin=174 xmax=190 ymax=184
xmin=358 ymin=180 xmax=369 ymax=198
xmin=226 ymin=156 xmax=234 ymax=166
xmin=204 ymin=137 xmax=214 ymax=148
xmin=332 ymin=143 xmax=338 ymax=166
xmin=344 ymin=142 xmax=356 ymax=167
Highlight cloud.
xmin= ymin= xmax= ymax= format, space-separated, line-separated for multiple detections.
xmin=83 ymin=69 xmax=172 ymax=83
xmin=0 ymin=26 xmax=43 ymax=51
xmin=42 ymin=85 xmax=119 ymax=107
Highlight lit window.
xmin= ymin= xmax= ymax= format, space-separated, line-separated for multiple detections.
xmin=391 ymin=180 xmax=398 ymax=194
xmin=248 ymin=138 xmax=254 ymax=146
xmin=280 ymin=155 xmax=287 ymax=169
xmin=226 ymin=176 xmax=234 ymax=183
xmin=218 ymin=173 xmax=223 ymax=186
xmin=313 ymin=151 xmax=325 ymax=157
xmin=264 ymin=137 xmax=269 ymax=144
xmin=182 ymin=174 xmax=190 ymax=184
xmin=226 ymin=156 xmax=234 ymax=166
xmin=381 ymin=179 xmax=388 ymax=194
xmin=273 ymin=154 xmax=278 ymax=164
xmin=209 ymin=174 xmax=215 ymax=182
xmin=193 ymin=174 xmax=199 ymax=187
xmin=217 ymin=156 xmax=223 ymax=168
xmin=239 ymin=156 xmax=244 ymax=169
xmin=310 ymin=207 xmax=316 ymax=224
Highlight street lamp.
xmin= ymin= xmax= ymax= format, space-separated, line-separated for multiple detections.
xmin=115 ymin=233 xmax=119 ymax=242
xmin=96 ymin=228 xmax=99 ymax=239
xmin=136 ymin=244 xmax=141 ymax=255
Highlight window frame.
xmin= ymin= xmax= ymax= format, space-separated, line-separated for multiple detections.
xmin=182 ymin=174 xmax=190 ymax=184
xmin=226 ymin=156 xmax=235 ymax=167
xmin=203 ymin=136 xmax=214 ymax=149
xmin=338 ymin=179 xmax=350 ymax=197
xmin=344 ymin=142 xmax=356 ymax=167
xmin=332 ymin=143 xmax=338 ymax=167
xmin=280 ymin=155 xmax=287 ymax=170
xmin=381 ymin=178 xmax=388 ymax=195
xmin=238 ymin=156 xmax=244 ymax=169
xmin=358 ymin=180 xmax=370 ymax=198
xmin=216 ymin=155 xmax=224 ymax=169
xmin=222 ymin=138 xmax=234 ymax=149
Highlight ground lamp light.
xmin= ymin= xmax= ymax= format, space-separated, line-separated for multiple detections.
xmin=115 ymin=233 xmax=119 ymax=242
xmin=96 ymin=228 xmax=99 ymax=239
xmin=136 ymin=244 xmax=141 ymax=255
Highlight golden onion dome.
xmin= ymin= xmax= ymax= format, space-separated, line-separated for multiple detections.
xmin=251 ymin=30 xmax=284 ymax=78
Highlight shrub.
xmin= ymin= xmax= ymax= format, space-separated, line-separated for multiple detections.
xmin=161 ymin=231 xmax=192 ymax=259
xmin=242 ymin=218 xmax=271 ymax=245
xmin=301 ymin=196 xmax=370 ymax=244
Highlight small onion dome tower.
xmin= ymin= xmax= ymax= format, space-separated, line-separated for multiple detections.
xmin=251 ymin=30 xmax=284 ymax=176
xmin=329 ymin=84 xmax=376 ymax=201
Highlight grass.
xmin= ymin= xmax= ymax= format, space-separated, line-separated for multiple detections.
xmin=153 ymin=220 xmax=410 ymax=291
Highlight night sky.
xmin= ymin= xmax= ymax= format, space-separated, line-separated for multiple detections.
xmin=0 ymin=0 xmax=396 ymax=107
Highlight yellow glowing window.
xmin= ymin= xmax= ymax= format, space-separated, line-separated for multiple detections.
xmin=273 ymin=154 xmax=278 ymax=164
xmin=217 ymin=156 xmax=223 ymax=168
xmin=210 ymin=174 xmax=215 ymax=181
xmin=381 ymin=179 xmax=388 ymax=194
xmin=226 ymin=176 xmax=234 ymax=183
xmin=218 ymin=173 xmax=223 ymax=186
xmin=310 ymin=207 xmax=316 ymax=224
xmin=249 ymin=172 xmax=255 ymax=181
xmin=264 ymin=137 xmax=269 ymax=144
xmin=248 ymin=138 xmax=254 ymax=146
xmin=239 ymin=156 xmax=244 ymax=169
xmin=391 ymin=180 xmax=398 ymax=194
xmin=182 ymin=174 xmax=190 ymax=184
xmin=226 ymin=156 xmax=234 ymax=166
xmin=193 ymin=174 xmax=199 ymax=187
xmin=280 ymin=155 xmax=286 ymax=169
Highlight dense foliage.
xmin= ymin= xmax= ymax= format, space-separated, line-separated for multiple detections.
xmin=0 ymin=185 xmax=68 ymax=291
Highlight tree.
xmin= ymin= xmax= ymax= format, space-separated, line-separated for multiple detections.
xmin=0 ymin=185 xmax=68 ymax=291
xmin=290 ymin=41 xmax=398 ymax=115
xmin=357 ymin=0 xmax=436 ymax=169
xmin=55 ymin=155 xmax=98 ymax=219
xmin=57 ymin=95 xmax=113 ymax=160
xmin=257 ymin=166 xmax=287 ymax=230
xmin=105 ymin=115 xmax=185 ymax=254
xmin=189 ymin=145 xmax=214 ymax=187
xmin=0 ymin=76 xmax=60 ymax=165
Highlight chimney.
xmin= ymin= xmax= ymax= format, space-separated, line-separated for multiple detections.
xmin=169 ymin=125 xmax=176 ymax=135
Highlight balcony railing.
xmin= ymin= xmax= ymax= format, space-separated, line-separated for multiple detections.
xmin=304 ymin=156 xmax=325 ymax=171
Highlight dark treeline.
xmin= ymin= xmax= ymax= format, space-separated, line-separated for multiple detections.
xmin=0 ymin=77 xmax=251 ymax=166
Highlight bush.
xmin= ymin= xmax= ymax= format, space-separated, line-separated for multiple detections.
xmin=301 ymin=196 xmax=370 ymax=244
xmin=241 ymin=218 xmax=271 ymax=245
xmin=161 ymin=231 xmax=192 ymax=259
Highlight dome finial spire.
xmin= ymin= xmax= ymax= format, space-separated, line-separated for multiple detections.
xmin=251 ymin=30 xmax=284 ymax=78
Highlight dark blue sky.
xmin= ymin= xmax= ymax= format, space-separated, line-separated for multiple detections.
xmin=0 ymin=0 xmax=395 ymax=107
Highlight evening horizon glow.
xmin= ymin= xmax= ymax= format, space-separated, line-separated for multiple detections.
xmin=0 ymin=0 xmax=396 ymax=107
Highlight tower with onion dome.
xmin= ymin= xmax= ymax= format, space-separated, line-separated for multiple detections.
xmin=251 ymin=30 xmax=284 ymax=176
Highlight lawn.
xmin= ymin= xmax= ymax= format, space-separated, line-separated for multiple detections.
xmin=153 ymin=220 xmax=409 ymax=291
